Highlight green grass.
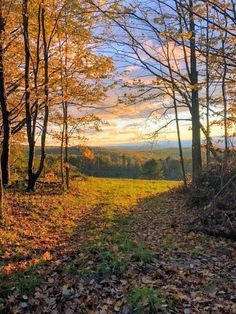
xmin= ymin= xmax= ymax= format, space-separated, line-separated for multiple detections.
xmin=0 ymin=267 xmax=43 ymax=297
xmin=132 ymin=246 xmax=154 ymax=263
xmin=0 ymin=177 xmax=178 ymax=301
xmin=160 ymin=234 xmax=178 ymax=251
xmin=129 ymin=286 xmax=174 ymax=314
xmin=70 ymin=178 xmax=178 ymax=280
xmin=16 ymin=271 xmax=43 ymax=294
xmin=120 ymin=238 xmax=137 ymax=253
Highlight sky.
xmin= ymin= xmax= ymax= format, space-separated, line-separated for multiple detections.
xmin=77 ymin=55 xmax=224 ymax=148
xmin=52 ymin=0 xmax=233 ymax=149
xmin=77 ymin=33 xmax=194 ymax=147
xmin=79 ymin=85 xmax=226 ymax=147
xmin=84 ymin=96 xmax=193 ymax=147
xmin=84 ymin=104 xmax=226 ymax=148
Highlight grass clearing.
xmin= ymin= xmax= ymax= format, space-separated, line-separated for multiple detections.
xmin=4 ymin=177 xmax=235 ymax=313
xmin=0 ymin=178 xmax=177 ymax=303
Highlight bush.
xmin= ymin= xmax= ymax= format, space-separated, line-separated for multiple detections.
xmin=186 ymin=159 xmax=236 ymax=239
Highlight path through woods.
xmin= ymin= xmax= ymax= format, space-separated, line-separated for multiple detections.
xmin=0 ymin=178 xmax=236 ymax=313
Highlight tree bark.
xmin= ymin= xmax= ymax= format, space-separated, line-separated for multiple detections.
xmin=64 ymin=7 xmax=69 ymax=189
xmin=166 ymin=40 xmax=187 ymax=186
xmin=206 ymin=3 xmax=210 ymax=165
xmin=221 ymin=26 xmax=228 ymax=161
xmin=23 ymin=0 xmax=49 ymax=191
xmin=0 ymin=3 xmax=10 ymax=186
xmin=34 ymin=0 xmax=49 ymax=184
xmin=65 ymin=100 xmax=69 ymax=189
xmin=0 ymin=148 xmax=3 ymax=223
xmin=189 ymin=0 xmax=202 ymax=184
xmin=60 ymin=125 xmax=65 ymax=185
xmin=22 ymin=0 xmax=35 ymax=191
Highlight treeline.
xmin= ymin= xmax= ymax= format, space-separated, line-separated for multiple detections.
xmin=11 ymin=146 xmax=192 ymax=181
xmin=70 ymin=153 xmax=192 ymax=180
xmin=10 ymin=145 xmax=193 ymax=181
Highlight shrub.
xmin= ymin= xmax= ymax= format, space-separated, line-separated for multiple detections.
xmin=186 ymin=159 xmax=236 ymax=239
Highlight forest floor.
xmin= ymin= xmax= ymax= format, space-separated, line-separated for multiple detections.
xmin=0 ymin=178 xmax=236 ymax=313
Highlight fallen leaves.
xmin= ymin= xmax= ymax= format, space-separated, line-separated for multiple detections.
xmin=42 ymin=251 xmax=53 ymax=262
xmin=0 ymin=179 xmax=236 ymax=313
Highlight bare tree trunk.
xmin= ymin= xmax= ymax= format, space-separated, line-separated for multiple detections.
xmin=34 ymin=0 xmax=49 ymax=184
xmin=64 ymin=8 xmax=69 ymax=190
xmin=57 ymin=26 xmax=65 ymax=187
xmin=23 ymin=0 xmax=49 ymax=191
xmin=206 ymin=3 xmax=210 ymax=165
xmin=174 ymin=103 xmax=187 ymax=186
xmin=65 ymin=100 xmax=69 ymax=189
xmin=0 ymin=168 xmax=3 ymax=223
xmin=166 ymin=41 xmax=187 ymax=186
xmin=189 ymin=0 xmax=202 ymax=184
xmin=1 ymin=123 xmax=11 ymax=186
xmin=60 ymin=124 xmax=65 ymax=185
xmin=0 ymin=3 xmax=10 ymax=186
xmin=22 ymin=0 xmax=36 ymax=191
xmin=220 ymin=19 xmax=228 ymax=188
xmin=221 ymin=28 xmax=228 ymax=161
xmin=27 ymin=3 xmax=41 ymax=191
xmin=0 ymin=142 xmax=4 ymax=223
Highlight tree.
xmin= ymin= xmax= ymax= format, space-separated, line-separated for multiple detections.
xmin=0 ymin=0 xmax=24 ymax=186
xmin=0 ymin=140 xmax=3 ymax=222
xmin=0 ymin=1 xmax=11 ymax=186
xmin=188 ymin=0 xmax=202 ymax=182
xmin=142 ymin=159 xmax=163 ymax=179
xmin=90 ymin=0 xmax=235 ymax=184
xmin=54 ymin=1 xmax=114 ymax=189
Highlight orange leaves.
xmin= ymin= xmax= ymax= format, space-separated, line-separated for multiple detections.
xmin=42 ymin=251 xmax=52 ymax=261
xmin=21 ymin=229 xmax=35 ymax=239
xmin=83 ymin=148 xmax=94 ymax=160
xmin=3 ymin=263 xmax=17 ymax=274
xmin=3 ymin=261 xmax=28 ymax=273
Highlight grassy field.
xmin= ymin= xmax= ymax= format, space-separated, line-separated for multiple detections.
xmin=0 ymin=178 xmax=178 ymax=309
xmin=1 ymin=178 xmax=235 ymax=313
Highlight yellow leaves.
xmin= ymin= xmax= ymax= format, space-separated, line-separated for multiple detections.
xmin=99 ymin=0 xmax=108 ymax=5
xmin=109 ymin=2 xmax=119 ymax=11
xmin=114 ymin=300 xmax=123 ymax=312
xmin=189 ymin=83 xmax=199 ymax=91
xmin=160 ymin=31 xmax=169 ymax=38
xmin=180 ymin=31 xmax=193 ymax=40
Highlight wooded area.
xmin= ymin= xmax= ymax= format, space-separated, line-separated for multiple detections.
xmin=0 ymin=0 xmax=235 ymax=313
xmin=0 ymin=0 xmax=235 ymax=193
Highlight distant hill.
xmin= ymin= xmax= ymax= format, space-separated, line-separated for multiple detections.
xmin=103 ymin=140 xmax=192 ymax=151
xmin=43 ymin=145 xmax=192 ymax=161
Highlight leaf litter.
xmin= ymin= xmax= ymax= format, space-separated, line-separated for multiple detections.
xmin=0 ymin=178 xmax=235 ymax=313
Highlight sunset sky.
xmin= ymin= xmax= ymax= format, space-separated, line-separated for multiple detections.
xmin=78 ymin=68 xmax=225 ymax=148
xmin=77 ymin=15 xmax=227 ymax=148
xmin=82 ymin=89 xmax=225 ymax=147
xmin=50 ymin=3 xmax=231 ymax=149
